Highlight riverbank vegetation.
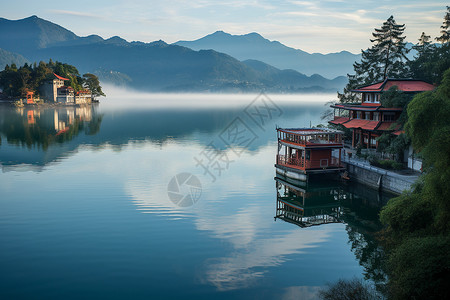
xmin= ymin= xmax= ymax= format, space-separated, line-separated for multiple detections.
xmin=321 ymin=7 xmax=450 ymax=300
xmin=379 ymin=8 xmax=450 ymax=299
xmin=380 ymin=68 xmax=450 ymax=299
xmin=0 ymin=59 xmax=104 ymax=99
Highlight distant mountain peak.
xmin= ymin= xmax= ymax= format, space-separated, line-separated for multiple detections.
xmin=174 ymin=31 xmax=361 ymax=78
xmin=244 ymin=32 xmax=263 ymax=38
xmin=105 ymin=36 xmax=128 ymax=44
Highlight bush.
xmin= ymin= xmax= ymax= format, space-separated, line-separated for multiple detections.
xmin=386 ymin=235 xmax=450 ymax=300
xmin=370 ymin=159 xmax=404 ymax=170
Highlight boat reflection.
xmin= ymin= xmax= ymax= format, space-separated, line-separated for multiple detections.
xmin=275 ymin=176 xmax=345 ymax=227
xmin=274 ymin=174 xmax=389 ymax=289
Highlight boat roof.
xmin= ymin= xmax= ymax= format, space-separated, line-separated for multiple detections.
xmin=277 ymin=127 xmax=343 ymax=135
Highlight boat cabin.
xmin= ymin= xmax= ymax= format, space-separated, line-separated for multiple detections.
xmin=275 ymin=127 xmax=345 ymax=181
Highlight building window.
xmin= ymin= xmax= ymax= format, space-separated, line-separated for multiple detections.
xmin=306 ymin=150 xmax=310 ymax=160
xmin=357 ymin=111 xmax=362 ymax=119
xmin=373 ymin=112 xmax=380 ymax=121
xmin=365 ymin=112 xmax=370 ymax=119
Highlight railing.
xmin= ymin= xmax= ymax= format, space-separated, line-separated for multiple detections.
xmin=277 ymin=155 xmax=305 ymax=168
xmin=281 ymin=138 xmax=343 ymax=147
xmin=277 ymin=155 xmax=342 ymax=169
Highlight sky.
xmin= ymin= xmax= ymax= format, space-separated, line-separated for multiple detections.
xmin=1 ymin=0 xmax=448 ymax=54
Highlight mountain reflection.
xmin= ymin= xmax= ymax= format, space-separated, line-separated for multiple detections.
xmin=0 ymin=98 xmax=325 ymax=169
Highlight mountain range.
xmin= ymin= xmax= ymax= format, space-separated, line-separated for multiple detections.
xmin=0 ymin=48 xmax=28 ymax=69
xmin=0 ymin=16 xmax=350 ymax=93
xmin=175 ymin=31 xmax=360 ymax=79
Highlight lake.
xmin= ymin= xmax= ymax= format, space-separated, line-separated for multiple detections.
xmin=0 ymin=91 xmax=390 ymax=299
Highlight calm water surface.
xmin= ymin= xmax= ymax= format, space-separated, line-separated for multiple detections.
xmin=0 ymin=92 xmax=390 ymax=299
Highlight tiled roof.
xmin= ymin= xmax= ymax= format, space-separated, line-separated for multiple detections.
xmin=329 ymin=117 xmax=350 ymax=125
xmin=376 ymin=122 xmax=396 ymax=131
xmin=54 ymin=73 xmax=69 ymax=81
xmin=332 ymin=104 xmax=379 ymax=111
xmin=352 ymin=79 xmax=435 ymax=93
xmin=361 ymin=102 xmax=381 ymax=107
xmin=342 ymin=119 xmax=379 ymax=130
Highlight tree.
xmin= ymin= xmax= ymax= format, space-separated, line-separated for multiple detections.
xmin=82 ymin=73 xmax=105 ymax=99
xmin=371 ymin=16 xmax=409 ymax=79
xmin=339 ymin=16 xmax=409 ymax=103
xmin=380 ymin=68 xmax=450 ymax=299
xmin=436 ymin=6 xmax=450 ymax=43
xmin=0 ymin=60 xmax=98 ymax=98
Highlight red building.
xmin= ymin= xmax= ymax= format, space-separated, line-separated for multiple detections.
xmin=329 ymin=79 xmax=435 ymax=149
xmin=26 ymin=91 xmax=34 ymax=104
xmin=275 ymin=128 xmax=345 ymax=181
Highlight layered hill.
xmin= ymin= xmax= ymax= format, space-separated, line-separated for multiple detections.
xmin=175 ymin=31 xmax=360 ymax=79
xmin=0 ymin=16 xmax=348 ymax=92
xmin=0 ymin=48 xmax=28 ymax=69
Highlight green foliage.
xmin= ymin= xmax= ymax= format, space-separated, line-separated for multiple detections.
xmin=408 ymin=42 xmax=450 ymax=85
xmin=318 ymin=278 xmax=381 ymax=300
xmin=0 ymin=60 xmax=103 ymax=98
xmin=375 ymin=133 xmax=392 ymax=153
xmin=380 ymin=68 xmax=450 ymax=298
xmin=83 ymin=73 xmax=105 ymax=98
xmin=436 ymin=6 xmax=450 ymax=43
xmin=380 ymin=193 xmax=433 ymax=241
xmin=371 ymin=159 xmax=403 ymax=170
xmin=375 ymin=133 xmax=409 ymax=161
xmin=379 ymin=86 xmax=411 ymax=108
xmin=386 ymin=235 xmax=450 ymax=300
xmin=406 ymin=69 xmax=450 ymax=157
xmin=339 ymin=16 xmax=408 ymax=102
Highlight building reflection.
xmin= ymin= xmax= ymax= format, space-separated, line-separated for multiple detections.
xmin=3 ymin=105 xmax=100 ymax=149
xmin=274 ymin=174 xmax=389 ymax=289
xmin=0 ymin=105 xmax=103 ymax=170
xmin=275 ymin=176 xmax=345 ymax=227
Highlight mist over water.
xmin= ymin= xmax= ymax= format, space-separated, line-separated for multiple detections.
xmin=101 ymin=84 xmax=336 ymax=110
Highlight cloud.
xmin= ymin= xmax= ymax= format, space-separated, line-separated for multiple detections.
xmin=49 ymin=9 xmax=98 ymax=18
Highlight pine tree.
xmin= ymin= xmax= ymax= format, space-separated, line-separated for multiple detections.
xmin=436 ymin=6 xmax=450 ymax=43
xmin=371 ymin=15 xmax=409 ymax=79
xmin=339 ymin=16 xmax=409 ymax=103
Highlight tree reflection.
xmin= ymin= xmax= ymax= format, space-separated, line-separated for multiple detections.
xmin=274 ymin=175 xmax=390 ymax=291
xmin=0 ymin=105 xmax=103 ymax=150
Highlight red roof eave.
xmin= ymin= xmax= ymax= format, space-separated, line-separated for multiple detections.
xmin=54 ymin=73 xmax=69 ymax=81
xmin=329 ymin=117 xmax=350 ymax=125
xmin=342 ymin=119 xmax=379 ymax=130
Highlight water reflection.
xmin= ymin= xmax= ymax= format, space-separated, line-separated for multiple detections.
xmin=275 ymin=176 xmax=344 ymax=227
xmin=274 ymin=174 xmax=389 ymax=290
xmin=0 ymin=94 xmax=390 ymax=298
xmin=0 ymin=98 xmax=326 ymax=170
xmin=0 ymin=105 xmax=101 ymax=149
